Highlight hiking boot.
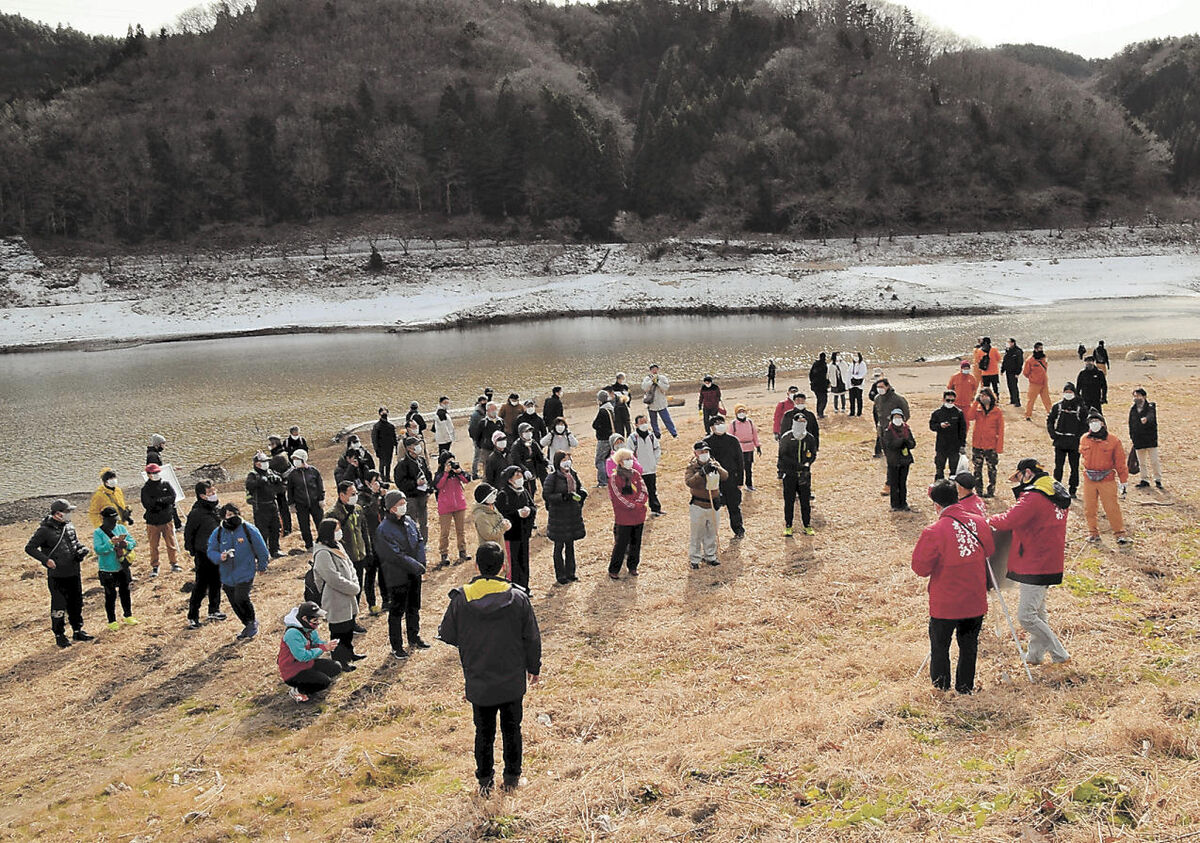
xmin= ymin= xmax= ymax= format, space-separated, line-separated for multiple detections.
xmin=438 ymin=554 xmax=450 ymax=568
xmin=170 ymin=564 xmax=184 ymax=573
xmin=803 ymin=526 xmax=816 ymax=536
xmin=353 ymin=622 xmax=368 ymax=634
xmin=478 ymin=778 xmax=495 ymax=797
xmin=73 ymin=630 xmax=95 ymax=642
xmin=1086 ymin=535 xmax=1102 ymax=544
xmin=271 ymin=551 xmax=285 ymax=559
xmin=186 ymin=619 xmax=202 ymax=630
xmin=236 ymin=621 xmax=259 ymax=639
xmin=349 ymin=651 xmax=368 ymax=661
xmin=458 ymin=551 xmax=472 ymax=563
xmin=409 ymin=637 xmax=431 ymax=650
xmin=107 ymin=620 xmax=122 ymax=631
xmin=1136 ymin=480 xmax=1150 ymax=488
xmin=733 ymin=530 xmax=745 ymax=539
xmin=608 ymin=571 xmax=620 ymax=580
xmin=150 ymin=569 xmax=159 ymax=578
xmin=207 ymin=611 xmax=227 ymax=621
xmin=55 ymin=634 xmax=72 ymax=648
xmin=690 ymin=561 xmax=700 ymax=570
xmin=1117 ymin=535 xmax=1134 ymax=546
xmin=783 ymin=527 xmax=794 ymax=537
xmin=288 ymin=687 xmax=310 ymax=703
xmin=628 ymin=568 xmax=639 ymax=577
xmin=392 ymin=648 xmax=409 ymax=659
xmin=501 ymin=776 xmax=521 ymax=792
xmin=705 ymin=558 xmax=720 ymax=566
xmin=123 ymin=616 xmax=139 ymax=626
xmin=1155 ymin=481 xmax=1164 ymax=490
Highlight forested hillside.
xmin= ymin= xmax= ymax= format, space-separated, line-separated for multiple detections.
xmin=0 ymin=14 xmax=117 ymax=102
xmin=0 ymin=0 xmax=1187 ymax=244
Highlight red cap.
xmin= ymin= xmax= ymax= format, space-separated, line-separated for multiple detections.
xmin=145 ymin=464 xmax=162 ymax=474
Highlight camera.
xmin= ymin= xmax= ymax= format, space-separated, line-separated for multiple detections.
xmin=449 ymin=461 xmax=461 ymax=472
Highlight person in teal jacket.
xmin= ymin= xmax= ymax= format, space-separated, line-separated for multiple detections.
xmin=92 ymin=506 xmax=139 ymax=631
xmin=206 ymin=502 xmax=270 ymax=640
xmin=277 ymin=602 xmax=342 ymax=703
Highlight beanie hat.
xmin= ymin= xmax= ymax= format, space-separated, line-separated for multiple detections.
xmin=953 ymin=472 xmax=976 ymax=491
xmin=608 ymin=432 xmax=626 ymax=448
xmin=149 ymin=433 xmax=166 ymax=447
xmin=474 ymin=483 xmax=497 ymax=504
xmin=1063 ymin=382 xmax=1076 ymax=392
xmin=384 ymin=490 xmax=406 ymax=510
xmin=292 ymin=449 xmax=309 ymax=462
xmin=491 ymin=430 xmax=507 ymax=444
xmin=1087 ymin=409 xmax=1105 ymax=422
xmin=502 ymin=465 xmax=524 ymax=481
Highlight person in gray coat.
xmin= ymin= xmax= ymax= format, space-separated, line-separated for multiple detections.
xmin=312 ymin=518 xmax=364 ymax=668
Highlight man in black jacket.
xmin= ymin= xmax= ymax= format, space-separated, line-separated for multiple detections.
xmin=929 ymin=390 xmax=967 ymax=480
xmin=146 ymin=433 xmax=166 ymax=467
xmin=781 ymin=392 xmax=821 ymax=454
xmin=592 ymin=391 xmax=616 ymax=487
xmin=246 ymin=452 xmax=285 ymax=558
xmin=372 ymin=407 xmax=399 ymax=480
xmin=141 ymin=463 xmax=182 ymax=575
xmin=705 ymin=415 xmax=746 ymax=538
xmin=542 ymin=387 xmax=564 ymax=432
xmin=439 ymin=541 xmax=541 ymax=797
xmin=516 ymin=400 xmax=547 ymax=443
xmin=1129 ymin=388 xmax=1162 ymax=488
xmin=25 ymin=499 xmax=94 ymax=647
xmin=778 ymin=415 xmax=818 ymax=537
xmin=1076 ymin=357 xmax=1108 ymax=412
xmin=267 ymin=435 xmax=293 ymax=536
xmin=286 ymin=449 xmax=325 ymax=551
xmin=183 ymin=481 xmax=226 ymax=628
xmin=1001 ymin=338 xmax=1024 ymax=406
xmin=809 ymin=353 xmax=830 ymax=419
xmin=393 ymin=436 xmax=434 ymax=540
xmin=1046 ymin=382 xmax=1086 ymax=497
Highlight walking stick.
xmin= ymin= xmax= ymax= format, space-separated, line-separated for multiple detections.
xmin=706 ymin=485 xmax=720 ymax=560
xmin=986 ymin=559 xmax=1034 ymax=683
xmin=915 ymin=651 xmax=931 ymax=679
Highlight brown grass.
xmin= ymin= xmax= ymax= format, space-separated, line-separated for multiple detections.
xmin=1 ymin=352 xmax=1199 ymax=842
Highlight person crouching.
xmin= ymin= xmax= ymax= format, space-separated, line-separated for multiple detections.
xmin=278 ymin=601 xmax=342 ymax=703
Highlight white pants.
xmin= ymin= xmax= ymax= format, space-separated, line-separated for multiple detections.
xmin=1136 ymin=447 xmax=1162 ymax=482
xmin=689 ymin=505 xmax=718 ymax=565
xmin=1017 ymin=584 xmax=1069 ymax=664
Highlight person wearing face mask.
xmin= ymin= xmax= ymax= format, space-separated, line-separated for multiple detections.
xmin=433 ymin=452 xmax=473 ymax=567
xmin=830 ymin=351 xmax=850 ymax=414
xmin=146 ymin=433 xmax=166 ymax=467
xmin=1075 ymin=356 xmax=1108 ymax=413
xmin=184 ymin=481 xmax=225 ymax=629
xmin=685 ymin=441 xmax=728 ymax=568
xmin=540 ymin=417 xmax=579 ymax=465
xmin=872 ymin=378 xmax=909 ymax=490
xmin=973 ymin=337 xmax=1001 ymax=394
xmin=496 ymin=466 xmax=538 ymax=592
xmin=336 ymin=435 xmax=376 ymax=478
xmin=326 ymin=482 xmax=372 ymax=622
xmin=359 ymin=470 xmax=390 ymax=614
xmin=808 ymin=352 xmax=831 ymax=419
xmin=89 ymin=468 xmax=134 ymax=529
xmin=778 ymin=410 xmax=818 ymax=536
xmin=607 ymin=448 xmax=649 ymax=579
xmin=516 ymin=399 xmax=547 ymax=444
xmin=278 ymin=601 xmax=343 ymax=703
xmin=698 ymin=376 xmax=723 ymax=433
xmin=246 ymin=451 xmax=286 ymax=559
xmin=629 ymin=414 xmax=663 ymax=515
xmin=468 ymin=395 xmax=491 ymax=480
xmin=773 ymin=386 xmax=800 ymax=442
xmin=1078 ymin=411 xmax=1131 ymax=545
xmin=375 ymin=490 xmax=430 ymax=659
xmin=472 ymin=484 xmax=511 ymax=549
xmin=781 ymin=392 xmax=821 ymax=454
xmin=592 ymin=391 xmax=617 ymax=487
xmin=604 ymin=433 xmax=640 ymax=481
xmin=285 ymin=426 xmax=309 ymax=457
xmin=1128 ymin=388 xmax=1162 ymax=490
xmin=485 ymin=430 xmax=512 ymax=490
xmin=882 ymin=408 xmax=917 ymax=511
xmin=405 ymin=401 xmax=428 ymax=439
xmin=605 ymin=374 xmax=633 ymax=437
xmin=267 ymin=435 xmax=294 ymax=538
xmin=1001 ymin=338 xmax=1024 ymax=407
xmin=704 ymin=415 xmax=746 ymax=538
xmin=286 ymin=449 xmax=325 ymax=552
xmin=912 ymin=480 xmax=995 ymax=694
xmin=499 ymin=393 xmax=523 ymax=439
xmin=433 ymin=396 xmax=457 ymax=455
xmin=372 ymin=407 xmax=399 ymax=480
xmin=26 ymin=498 xmax=94 ymax=648
xmin=141 ymin=462 xmax=182 ymax=576
xmin=847 ymin=353 xmax=869 ymax=417
xmin=511 ymin=423 xmax=550 ymax=508
xmin=947 ymin=361 xmax=978 ymax=415
xmin=929 ymin=390 xmax=968 ymax=481
xmin=641 ymin=364 xmax=678 ymax=438
xmin=394 ymin=436 xmax=434 ymax=541
xmin=207 ymin=502 xmax=270 ymax=640
xmin=476 ymin=402 xmax=507 ymax=461
xmin=868 ymin=369 xmax=886 ymax=455
xmin=966 ymin=388 xmax=1005 ymax=498
xmin=543 ymin=451 xmax=587 ymax=584
xmin=312 ymin=518 xmax=365 ymax=669
xmin=1022 ymin=342 xmax=1051 ymax=420
xmin=542 ymin=387 xmax=565 ymax=432
xmin=730 ymin=404 xmax=763 ymax=491
xmin=988 ymin=459 xmax=1072 ymax=665
xmin=1046 ymin=383 xmax=1085 ymax=498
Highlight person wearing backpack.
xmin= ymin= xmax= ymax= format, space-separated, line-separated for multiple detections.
xmin=1046 ymin=383 xmax=1085 ymax=498
xmin=973 ymin=337 xmax=1000 ymax=394
xmin=206 ymin=503 xmax=270 ymax=640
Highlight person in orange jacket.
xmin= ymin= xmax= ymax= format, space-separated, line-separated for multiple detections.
xmin=1079 ymin=410 xmax=1132 ymax=545
xmin=972 ymin=337 xmax=1001 ymax=393
xmin=966 ymin=388 xmax=1004 ymax=497
xmin=1022 ymin=342 xmax=1052 ymax=420
xmin=947 ymin=361 xmax=978 ymax=416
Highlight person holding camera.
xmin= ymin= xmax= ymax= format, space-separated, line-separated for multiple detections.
xmin=245 ymin=451 xmax=286 ymax=559
xmin=394 ymin=436 xmax=434 ymax=541
xmin=434 ymin=451 xmax=472 ymax=567
xmin=206 ymin=502 xmax=271 ymax=640
xmin=93 ymin=505 xmax=139 ymax=631
xmin=26 ymin=498 xmax=95 ymax=648
xmin=359 ymin=470 xmax=390 ymax=614
xmin=684 ymin=441 xmax=728 ymax=569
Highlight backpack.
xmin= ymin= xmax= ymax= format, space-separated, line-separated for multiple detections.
xmin=978 ymin=350 xmax=991 ymax=372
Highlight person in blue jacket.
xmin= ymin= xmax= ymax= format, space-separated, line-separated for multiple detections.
xmin=375 ymin=490 xmax=429 ymax=660
xmin=207 ymin=502 xmax=270 ymax=640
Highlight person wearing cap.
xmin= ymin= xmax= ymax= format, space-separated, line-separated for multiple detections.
xmin=246 ymin=451 xmax=286 ymax=558
xmin=953 ymin=472 xmax=987 ymax=517
xmin=881 ymin=407 xmax=917 ymax=511
xmin=207 ymin=502 xmax=270 ymax=639
xmin=1001 ymin=338 xmax=1024 ymax=406
xmin=988 ymin=459 xmax=1072 ymax=665
xmin=372 ymin=407 xmax=399 ymax=480
xmin=183 ymin=481 xmax=226 ymax=629
xmin=468 ymin=395 xmax=491 ymax=479
xmin=698 ymin=376 xmax=723 ymax=433
xmin=1022 ymin=342 xmax=1051 ymax=420
xmin=1079 ymin=411 xmax=1131 ymax=544
xmin=438 ymin=541 xmax=542 ymax=797
xmin=605 ymin=373 xmax=633 ymax=437
xmin=375 ymin=490 xmax=430 ymax=658
xmin=285 ymin=426 xmax=309 ymax=457
xmin=433 ymin=396 xmax=457 ymax=456
xmin=472 ymin=483 xmax=510 ymax=548
xmin=499 ymin=393 xmax=523 ymax=438
xmin=326 ymin=481 xmax=372 ymax=610
xmin=604 ymin=432 xmax=640 ymax=482
xmin=338 ymin=435 xmax=376 ymax=476
xmin=929 ymin=390 xmax=968 ymax=481
xmin=484 ymin=430 xmax=511 ymax=491
xmin=515 ymin=400 xmax=547 ymax=443
xmin=267 ymin=435 xmax=294 ymax=538
xmin=1046 ymin=382 xmax=1086 ymax=498
xmin=88 ymin=468 xmax=134 ymax=530
xmin=405 ymin=401 xmax=427 ymax=438
xmin=542 ymin=387 xmax=565 ymax=433
xmin=496 ymin=466 xmax=538 ymax=591
xmin=543 ymin=451 xmax=586 ymax=584
xmin=778 ymin=407 xmax=818 ymax=536
xmin=629 ymin=414 xmax=663 ymax=515
xmin=608 ymin=447 xmax=649 ymax=579
xmin=592 ymin=391 xmax=617 ymax=487
xmin=973 ymin=337 xmax=1001 ymax=394
xmin=848 ymin=352 xmax=868 ymax=417
xmin=1076 ymin=356 xmax=1108 ymax=413
xmin=781 ymin=392 xmax=821 ymax=452
xmin=947 ymin=360 xmax=978 ymax=415
xmin=93 ymin=505 xmax=139 ymax=631
xmin=433 ymin=452 xmax=472 ymax=567
xmin=1129 ymin=388 xmax=1162 ymax=489
xmin=767 ymin=359 xmax=776 ymax=391
xmin=808 ymin=352 xmax=830 ymax=419
xmin=1093 ymin=339 xmax=1110 ymax=374
xmin=394 ymin=435 xmax=434 ymax=541
xmin=512 ymin=421 xmax=550 ymax=490
xmin=912 ymin=480 xmax=995 ymax=694
xmin=541 ymin=417 xmax=579 ymax=465
xmin=278 ymin=601 xmax=343 ymax=703
xmin=641 ymin=364 xmax=678 ymax=438
xmin=730 ymin=404 xmax=762 ymax=491
xmin=146 ymin=433 xmax=166 ymax=467
xmin=872 ymin=378 xmax=909 ymax=491
xmin=966 ymin=387 xmax=1005 ymax=498
xmin=685 ymin=441 xmax=728 ymax=568
xmin=286 ymin=449 xmax=325 ymax=551
xmin=141 ymin=462 xmax=182 ymax=575
xmin=311 ymin=517 xmax=364 ymax=668
xmin=335 ymin=448 xmax=367 ymax=489
xmin=26 ymin=499 xmax=94 ymax=647
xmin=773 ymin=386 xmax=800 ymax=442
xmin=705 ymin=415 xmax=746 ymax=538
xmin=476 ymin=401 xmax=507 ymax=463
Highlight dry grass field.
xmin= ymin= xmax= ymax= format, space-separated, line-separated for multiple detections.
xmin=1 ymin=348 xmax=1198 ymax=842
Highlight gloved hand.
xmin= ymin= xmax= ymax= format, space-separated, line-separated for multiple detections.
xmin=1119 ymin=482 xmax=1126 ymax=496
xmin=774 ymin=433 xmax=780 ymax=442
xmin=756 ymin=446 xmax=762 ymax=456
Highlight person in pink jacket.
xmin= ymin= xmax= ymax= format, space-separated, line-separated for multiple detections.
xmin=433 ymin=451 xmax=472 ymax=567
xmin=730 ymin=403 xmax=763 ymax=490
xmin=607 ymin=448 xmax=648 ymax=580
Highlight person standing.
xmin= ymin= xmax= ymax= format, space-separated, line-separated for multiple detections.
xmin=1093 ymin=340 xmax=1110 ymax=374
xmin=1076 ymin=356 xmax=1108 ymax=413
xmin=882 ymin=408 xmax=916 ymax=511
xmin=267 ymin=435 xmax=294 ymax=538
xmin=393 ymin=436 xmax=433 ymax=541
xmin=778 ymin=411 xmax=818 ymax=536
xmin=495 ymin=466 xmax=537 ymax=592
xmin=1076 ymin=343 xmax=1086 ymax=361
xmin=375 ymin=490 xmax=430 ymax=659
xmin=781 ymin=392 xmax=821 ymax=453
xmin=406 ymin=401 xmax=427 ymax=440
xmin=1022 ymin=342 xmax=1051 ymax=420
xmin=326 ymin=481 xmax=371 ymax=606
xmin=988 ymin=459 xmax=1072 ymax=665
xmin=767 ymin=359 xmax=776 ymax=391
xmin=472 ymin=484 xmax=510 ymax=549
xmin=311 ymin=518 xmax=364 ymax=669
xmin=947 ymin=361 xmax=978 ymax=415
xmin=359 ymin=471 xmax=390 ymax=614
xmin=1079 ymin=411 xmax=1132 ymax=545
xmin=278 ymin=602 xmax=343 ymax=703
xmin=433 ymin=452 xmax=472 ymax=566
xmin=146 ymin=433 xmax=166 ymax=467
xmin=26 ymin=499 xmax=94 ymax=648
xmin=773 ymin=386 xmax=799 ymax=441
xmin=730 ymin=404 xmax=762 ymax=491
xmin=372 ymin=407 xmax=399 ymax=480
xmin=540 ymin=417 xmax=579 ymax=465
xmin=973 ymin=337 xmax=1001 ymax=394
xmin=607 ymin=448 xmax=649 ymax=579
xmin=485 ymin=430 xmax=511 ymax=490
xmin=966 ymin=388 xmax=1005 ymax=498
xmin=510 ymin=423 xmax=549 ymax=506
xmin=93 ymin=507 xmax=139 ymax=631
xmin=183 ymin=481 xmax=225 ymax=629
xmin=809 ymin=352 xmax=830 ymax=419
xmin=499 ymin=393 xmax=523 ymax=438
xmin=698 ymin=376 xmax=723 ymax=433
xmin=543 ymin=452 xmax=586 ymax=584
xmin=911 ymin=480 xmax=994 ymax=694
xmin=629 ymin=414 xmax=663 ymax=515
xmin=929 ymin=390 xmax=967 ymax=481
xmin=542 ymin=387 xmax=564 ymax=432
xmin=868 ymin=370 xmax=886 ymax=455
xmin=592 ymin=391 xmax=617 ymax=487
xmin=831 ymin=351 xmax=851 ymax=414
xmin=207 ymin=502 xmax=270 ymax=640
xmin=287 ymin=449 xmax=325 ymax=551
xmin=438 ymin=541 xmax=542 ymax=797
xmin=605 ymin=374 xmax=633 ymax=437
xmin=641 ymin=364 xmax=678 ymax=438
xmin=433 ymin=396 xmax=456 ymax=456
xmin=872 ymin=378 xmax=909 ymax=492
xmin=1001 ymin=338 xmax=1024 ymax=406
xmin=1046 ymin=383 xmax=1085 ymax=498
xmin=516 ymin=400 xmax=548 ymax=444
xmin=246 ymin=452 xmax=285 ymax=558
xmin=468 ymin=395 xmax=490 ymax=480
xmin=141 ymin=463 xmax=182 ymax=575
xmin=1129 ymin=388 xmax=1162 ymax=489
xmin=685 ymin=442 xmax=727 ymax=568
xmin=705 ymin=415 xmax=746 ymax=538
xmin=285 ymin=426 xmax=309 ymax=457
xmin=88 ymin=469 xmax=134 ymax=530
xmin=848 ymin=353 xmax=868 ymax=417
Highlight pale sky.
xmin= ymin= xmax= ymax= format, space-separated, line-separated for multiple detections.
xmin=4 ymin=0 xmax=1200 ymax=58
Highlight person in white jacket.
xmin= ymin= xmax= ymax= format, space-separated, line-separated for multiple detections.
xmin=629 ymin=414 xmax=664 ymax=514
xmin=540 ymin=418 xmax=579 ymax=464
xmin=830 ymin=352 xmax=851 ymax=414
xmin=848 ymin=352 xmax=869 ymax=417
xmin=641 ymin=363 xmax=677 ymax=439
xmin=433 ymin=397 xmax=456 ymax=455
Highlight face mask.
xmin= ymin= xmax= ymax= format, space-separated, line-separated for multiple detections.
xmin=334 ymin=530 xmax=344 ymax=543
xmin=555 ymin=424 xmax=565 ymax=433
xmin=522 ymin=431 xmax=532 ymax=441
xmin=794 ymin=402 xmax=806 ymax=410
xmin=637 ymin=424 xmax=650 ymax=433
xmin=347 ymin=494 xmax=359 ymax=506
xmin=512 ymin=479 xmax=525 ymax=491
xmin=697 ymin=452 xmax=710 ymax=463
xmin=484 ymin=494 xmax=497 ymax=506
xmin=622 ymin=459 xmax=634 ymax=469
xmin=58 ymin=512 xmax=73 ymax=523
xmin=960 ymin=368 xmax=970 ymax=375
xmin=223 ymin=516 xmax=241 ymax=529
xmin=293 ymin=458 xmax=304 ymax=467
xmin=204 ymin=494 xmax=219 ymax=503
xmin=892 ymin=418 xmax=904 ymax=427
xmin=510 ymin=399 xmax=519 ymax=406
xmin=488 ymin=412 xmax=498 ymax=420
xmin=393 ymin=505 xmax=407 ymax=518
xmin=712 ymin=424 xmax=726 ymax=435
xmin=561 ymin=460 xmax=572 ymax=471
xmin=944 ymin=402 xmax=955 ymax=409
xmin=147 ymin=475 xmax=161 ymax=482
xmin=495 ymin=440 xmax=507 ymax=450
xmin=441 ymin=404 xmax=449 ymax=411
xmin=1089 ymin=421 xmax=1103 ymax=432
xmin=255 ymin=462 xmax=267 ymax=470
xmin=105 ymin=478 xmax=117 ymax=489
xmin=1063 ymin=393 xmax=1074 ymax=401
xmin=380 ymin=414 xmax=388 ymax=421
xmin=736 ymin=413 xmax=747 ymax=421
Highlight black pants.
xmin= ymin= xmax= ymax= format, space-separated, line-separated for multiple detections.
xmin=387 ymin=576 xmax=422 ymax=652
xmin=275 ymin=492 xmax=292 ymax=534
xmin=781 ymin=474 xmax=812 ymax=528
xmin=294 ymin=501 xmax=322 ymax=549
xmin=378 ymin=450 xmax=394 ymax=484
xmin=934 ymin=446 xmax=960 ymax=480
xmin=506 ymin=538 xmax=531 ymax=590
xmin=767 ymin=373 xmax=775 ymax=389
xmin=1005 ymin=372 xmax=1021 ymax=405
xmin=928 ymin=615 xmax=983 ymax=693
xmin=610 ymin=523 xmax=644 ymax=574
xmin=188 ymin=555 xmax=223 ymax=622
xmin=473 ymin=699 xmax=523 ymax=785
xmin=286 ymin=659 xmax=342 ymax=694
xmin=253 ymin=503 xmax=281 ymax=554
xmin=364 ymin=553 xmax=388 ymax=608
xmin=849 ymin=387 xmax=863 ymax=416
xmin=48 ymin=574 xmax=84 ymax=635
xmin=98 ymin=568 xmax=132 ymax=623
xmin=815 ymin=390 xmax=828 ymax=418
xmin=553 ymin=541 xmax=576 ymax=582
xmin=742 ymin=452 xmax=755 ymax=488
xmin=223 ymin=581 xmax=255 ymax=626
xmin=720 ymin=481 xmax=743 ymax=534
xmin=327 ymin=619 xmax=357 ymax=664
xmin=1054 ymin=447 xmax=1080 ymax=494
xmin=644 ymin=473 xmax=661 ymax=513
xmin=887 ymin=463 xmax=910 ymax=509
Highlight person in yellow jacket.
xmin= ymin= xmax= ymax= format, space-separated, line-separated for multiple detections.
xmin=88 ymin=469 xmax=135 ymax=529
xmin=1079 ymin=410 xmax=1132 ymax=545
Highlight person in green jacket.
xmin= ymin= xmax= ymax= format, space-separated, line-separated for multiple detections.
xmin=92 ymin=506 xmax=139 ymax=631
